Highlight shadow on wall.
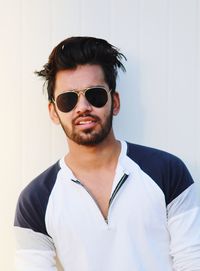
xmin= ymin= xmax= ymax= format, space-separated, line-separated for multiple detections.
xmin=113 ymin=58 xmax=144 ymax=144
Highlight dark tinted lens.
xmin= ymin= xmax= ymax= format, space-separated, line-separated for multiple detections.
xmin=86 ymin=88 xmax=108 ymax=108
xmin=56 ymin=92 xmax=78 ymax=112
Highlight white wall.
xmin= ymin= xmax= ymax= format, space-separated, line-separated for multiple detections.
xmin=0 ymin=0 xmax=199 ymax=270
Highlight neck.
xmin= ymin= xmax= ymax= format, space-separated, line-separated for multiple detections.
xmin=65 ymin=131 xmax=121 ymax=171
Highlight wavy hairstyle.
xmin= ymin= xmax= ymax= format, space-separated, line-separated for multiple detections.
xmin=36 ymin=36 xmax=126 ymax=101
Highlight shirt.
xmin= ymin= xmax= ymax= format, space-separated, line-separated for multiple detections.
xmin=14 ymin=141 xmax=200 ymax=271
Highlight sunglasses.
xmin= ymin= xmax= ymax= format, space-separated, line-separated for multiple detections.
xmin=53 ymin=87 xmax=111 ymax=113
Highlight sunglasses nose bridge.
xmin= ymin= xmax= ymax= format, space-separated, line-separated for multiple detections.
xmin=75 ymin=90 xmax=92 ymax=112
xmin=77 ymin=88 xmax=87 ymax=98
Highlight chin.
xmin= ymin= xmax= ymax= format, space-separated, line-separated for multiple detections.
xmin=70 ymin=129 xmax=111 ymax=146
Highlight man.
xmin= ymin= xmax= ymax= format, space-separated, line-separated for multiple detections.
xmin=14 ymin=36 xmax=200 ymax=271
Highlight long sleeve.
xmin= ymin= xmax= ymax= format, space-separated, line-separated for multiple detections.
xmin=167 ymin=184 xmax=200 ymax=270
xmin=14 ymin=227 xmax=57 ymax=271
xmin=14 ymin=162 xmax=61 ymax=271
xmin=126 ymin=142 xmax=200 ymax=270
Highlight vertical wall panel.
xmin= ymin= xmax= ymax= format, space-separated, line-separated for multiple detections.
xmin=137 ymin=0 xmax=169 ymax=148
xmin=80 ymin=0 xmax=111 ymax=38
xmin=167 ymin=0 xmax=197 ymax=168
xmin=51 ymin=0 xmax=82 ymax=43
xmin=0 ymin=1 xmax=22 ymax=270
xmin=110 ymin=0 xmax=141 ymax=142
xmin=21 ymin=0 xmax=53 ymax=184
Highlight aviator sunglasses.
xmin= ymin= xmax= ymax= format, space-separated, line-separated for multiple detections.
xmin=53 ymin=87 xmax=111 ymax=113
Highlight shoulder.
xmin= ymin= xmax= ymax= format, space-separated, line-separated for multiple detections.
xmin=126 ymin=142 xmax=181 ymax=169
xmin=14 ymin=161 xmax=61 ymax=235
xmin=18 ymin=161 xmax=61 ymax=205
xmin=23 ymin=161 xmax=61 ymax=194
xmin=126 ymin=142 xmax=194 ymax=205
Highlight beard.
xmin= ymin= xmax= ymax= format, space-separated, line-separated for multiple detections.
xmin=59 ymin=108 xmax=113 ymax=146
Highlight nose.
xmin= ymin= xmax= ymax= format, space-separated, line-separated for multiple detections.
xmin=75 ymin=93 xmax=92 ymax=114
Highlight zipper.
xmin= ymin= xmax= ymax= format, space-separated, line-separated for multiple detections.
xmin=109 ymin=173 xmax=129 ymax=206
xmin=71 ymin=173 xmax=129 ymax=224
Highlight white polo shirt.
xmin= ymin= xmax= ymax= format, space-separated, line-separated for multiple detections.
xmin=14 ymin=141 xmax=200 ymax=271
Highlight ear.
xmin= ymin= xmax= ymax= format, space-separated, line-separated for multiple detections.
xmin=112 ymin=92 xmax=120 ymax=116
xmin=48 ymin=102 xmax=60 ymax=125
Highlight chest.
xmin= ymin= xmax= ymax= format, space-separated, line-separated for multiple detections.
xmin=46 ymin=171 xmax=168 ymax=240
xmin=45 ymin=164 xmax=170 ymax=271
xmin=75 ymin=171 xmax=115 ymax=220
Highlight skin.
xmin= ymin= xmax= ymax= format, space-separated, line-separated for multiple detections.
xmin=49 ymin=64 xmax=121 ymax=219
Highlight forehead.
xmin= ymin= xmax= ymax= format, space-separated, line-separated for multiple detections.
xmin=55 ymin=64 xmax=106 ymax=93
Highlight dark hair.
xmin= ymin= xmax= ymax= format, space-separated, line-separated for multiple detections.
xmin=35 ymin=36 xmax=126 ymax=101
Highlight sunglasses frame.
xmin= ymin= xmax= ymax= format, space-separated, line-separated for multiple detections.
xmin=52 ymin=86 xmax=112 ymax=112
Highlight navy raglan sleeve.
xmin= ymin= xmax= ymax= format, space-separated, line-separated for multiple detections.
xmin=14 ymin=162 xmax=60 ymax=271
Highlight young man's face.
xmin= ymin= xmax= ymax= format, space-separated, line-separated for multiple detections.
xmin=49 ymin=64 xmax=120 ymax=146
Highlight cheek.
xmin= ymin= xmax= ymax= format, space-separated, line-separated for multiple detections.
xmin=101 ymin=105 xmax=113 ymax=119
xmin=57 ymin=112 xmax=72 ymax=126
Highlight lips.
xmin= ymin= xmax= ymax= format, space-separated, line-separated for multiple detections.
xmin=74 ymin=116 xmax=99 ymax=126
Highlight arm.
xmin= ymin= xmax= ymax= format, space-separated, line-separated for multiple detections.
xmin=14 ymin=226 xmax=57 ymax=271
xmin=14 ymin=163 xmax=61 ymax=271
xmin=167 ymin=183 xmax=200 ymax=270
